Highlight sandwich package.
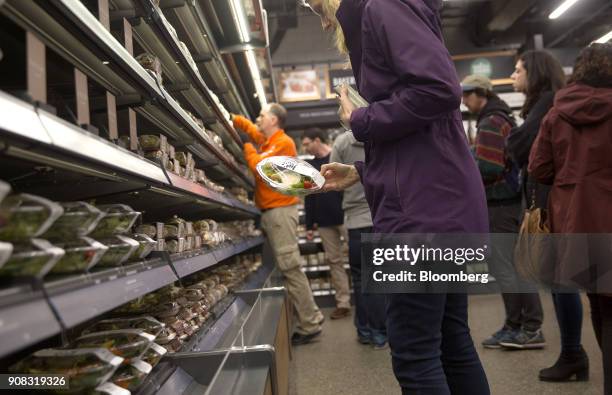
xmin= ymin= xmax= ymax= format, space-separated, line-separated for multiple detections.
xmin=256 ymin=156 xmax=324 ymax=196
xmin=334 ymin=83 xmax=368 ymax=130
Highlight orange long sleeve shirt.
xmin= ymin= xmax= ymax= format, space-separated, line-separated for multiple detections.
xmin=233 ymin=115 xmax=299 ymax=210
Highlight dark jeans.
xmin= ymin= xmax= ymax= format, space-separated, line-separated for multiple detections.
xmin=348 ymin=227 xmax=386 ymax=345
xmin=587 ymin=294 xmax=612 ymax=395
xmin=488 ymin=201 xmax=543 ymax=331
xmin=387 ymin=293 xmax=490 ymax=395
xmin=552 ymin=292 xmax=583 ymax=353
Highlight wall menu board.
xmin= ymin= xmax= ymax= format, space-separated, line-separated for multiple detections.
xmin=452 ymin=50 xmax=517 ymax=86
xmin=278 ymin=69 xmax=322 ymax=102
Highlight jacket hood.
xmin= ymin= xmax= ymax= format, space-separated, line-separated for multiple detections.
xmin=478 ymin=95 xmax=514 ymax=125
xmin=555 ymin=83 xmax=612 ymax=126
xmin=336 ymin=0 xmax=441 ymax=84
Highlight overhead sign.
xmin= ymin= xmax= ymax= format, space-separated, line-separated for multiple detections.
xmin=454 ymin=51 xmax=516 ymax=85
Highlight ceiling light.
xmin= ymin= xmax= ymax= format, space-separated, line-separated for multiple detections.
xmin=549 ymin=0 xmax=582 ymax=20
xmin=594 ymin=30 xmax=612 ymax=44
xmin=245 ymin=50 xmax=267 ymax=108
xmin=229 ymin=0 xmax=250 ymax=43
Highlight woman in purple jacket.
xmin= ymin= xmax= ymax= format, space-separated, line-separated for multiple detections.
xmin=303 ymin=0 xmax=490 ymax=393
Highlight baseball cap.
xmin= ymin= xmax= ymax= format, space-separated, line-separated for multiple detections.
xmin=461 ymin=75 xmax=493 ymax=92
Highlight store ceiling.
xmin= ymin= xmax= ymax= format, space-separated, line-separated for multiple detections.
xmin=264 ymin=0 xmax=612 ymax=58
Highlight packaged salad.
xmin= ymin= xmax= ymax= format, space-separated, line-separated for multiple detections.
xmin=50 ymin=237 xmax=108 ymax=274
xmin=72 ymin=329 xmax=156 ymax=362
xmin=0 ymin=239 xmax=65 ymax=278
xmin=0 ymin=194 xmax=64 ymax=242
xmin=91 ymin=382 xmax=131 ymax=395
xmin=83 ymin=316 xmax=165 ymax=337
xmin=256 ymin=156 xmax=324 ymax=196
xmin=11 ymin=348 xmax=123 ymax=392
xmin=42 ymin=201 xmax=104 ymax=240
xmin=111 ymin=359 xmax=152 ymax=391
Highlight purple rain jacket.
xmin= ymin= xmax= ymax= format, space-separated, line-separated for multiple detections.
xmin=337 ymin=0 xmax=488 ymax=233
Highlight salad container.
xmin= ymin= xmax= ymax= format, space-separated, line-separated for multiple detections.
xmin=95 ymin=236 xmax=140 ymax=268
xmin=0 ymin=239 xmax=64 ymax=278
xmin=142 ymin=342 xmax=167 ymax=368
xmin=0 ymin=180 xmax=10 ymax=204
xmin=42 ymin=201 xmax=104 ymax=240
xmin=0 ymin=194 xmax=64 ymax=242
xmin=256 ymin=157 xmax=324 ymax=196
xmin=50 ymin=237 xmax=108 ymax=275
xmin=0 ymin=241 xmax=13 ymax=268
xmin=90 ymin=205 xmax=141 ymax=238
xmin=130 ymin=234 xmax=156 ymax=261
xmin=134 ymin=224 xmax=159 ymax=239
xmin=73 ymin=329 xmax=156 ymax=361
xmin=114 ymin=293 xmax=160 ymax=315
xmin=83 ymin=316 xmax=164 ymax=337
xmin=111 ymin=359 xmax=152 ymax=391
xmin=334 ymin=83 xmax=369 ymax=130
xmin=155 ymin=328 xmax=176 ymax=345
xmin=11 ymin=348 xmax=123 ymax=392
xmin=91 ymin=382 xmax=131 ymax=395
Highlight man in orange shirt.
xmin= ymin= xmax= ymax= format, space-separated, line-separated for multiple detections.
xmin=233 ymin=103 xmax=323 ymax=344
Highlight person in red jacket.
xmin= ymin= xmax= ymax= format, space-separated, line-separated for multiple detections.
xmin=529 ymin=43 xmax=612 ymax=393
xmin=233 ymin=103 xmax=324 ymax=345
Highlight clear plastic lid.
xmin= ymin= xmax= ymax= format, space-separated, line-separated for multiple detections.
xmin=83 ymin=316 xmax=165 ymax=338
xmin=0 ymin=194 xmax=64 ymax=242
xmin=12 ymin=347 xmax=123 ymax=392
xmin=42 ymin=201 xmax=104 ymax=240
xmin=0 ymin=238 xmax=65 ymax=278
xmin=256 ymin=156 xmax=324 ymax=196
xmin=90 ymin=205 xmax=141 ymax=238
xmin=0 ymin=180 xmax=10 ymax=205
xmin=0 ymin=241 xmax=13 ymax=267
xmin=50 ymin=236 xmax=108 ymax=274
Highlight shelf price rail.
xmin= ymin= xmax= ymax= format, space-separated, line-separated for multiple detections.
xmin=0 ymin=237 xmax=264 ymax=359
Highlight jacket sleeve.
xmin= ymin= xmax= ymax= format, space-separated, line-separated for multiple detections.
xmin=350 ymin=2 xmax=462 ymax=143
xmin=233 ymin=115 xmax=266 ymax=146
xmin=506 ymin=93 xmax=554 ymax=167
xmin=527 ymin=113 xmax=555 ymax=185
xmin=474 ymin=115 xmax=507 ymax=182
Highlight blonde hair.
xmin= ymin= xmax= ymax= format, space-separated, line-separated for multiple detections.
xmin=321 ymin=0 xmax=348 ymax=54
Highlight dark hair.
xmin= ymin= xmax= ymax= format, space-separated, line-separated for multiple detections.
xmin=470 ymin=87 xmax=498 ymax=100
xmin=568 ymin=43 xmax=612 ymax=88
xmin=267 ymin=103 xmax=287 ymax=128
xmin=302 ymin=128 xmax=329 ymax=144
xmin=518 ymin=50 xmax=566 ymax=118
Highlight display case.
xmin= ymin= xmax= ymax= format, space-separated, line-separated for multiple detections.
xmin=0 ymin=0 xmax=290 ymax=393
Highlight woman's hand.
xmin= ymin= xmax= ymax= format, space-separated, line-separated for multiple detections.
xmin=338 ymin=85 xmax=356 ymax=127
xmin=320 ymin=162 xmax=360 ymax=192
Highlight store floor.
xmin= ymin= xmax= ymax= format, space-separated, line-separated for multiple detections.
xmin=288 ymin=294 xmax=605 ymax=395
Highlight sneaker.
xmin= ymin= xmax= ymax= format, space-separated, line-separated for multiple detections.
xmin=372 ymin=342 xmax=388 ymax=351
xmin=291 ymin=330 xmax=322 ymax=345
xmin=500 ymin=328 xmax=546 ymax=350
xmin=357 ymin=335 xmax=371 ymax=345
xmin=482 ymin=327 xmax=516 ymax=349
xmin=330 ymin=307 xmax=351 ymax=320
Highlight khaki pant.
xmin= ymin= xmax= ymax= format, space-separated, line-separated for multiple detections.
xmin=318 ymin=225 xmax=351 ymax=309
xmin=262 ymin=205 xmax=322 ymax=334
